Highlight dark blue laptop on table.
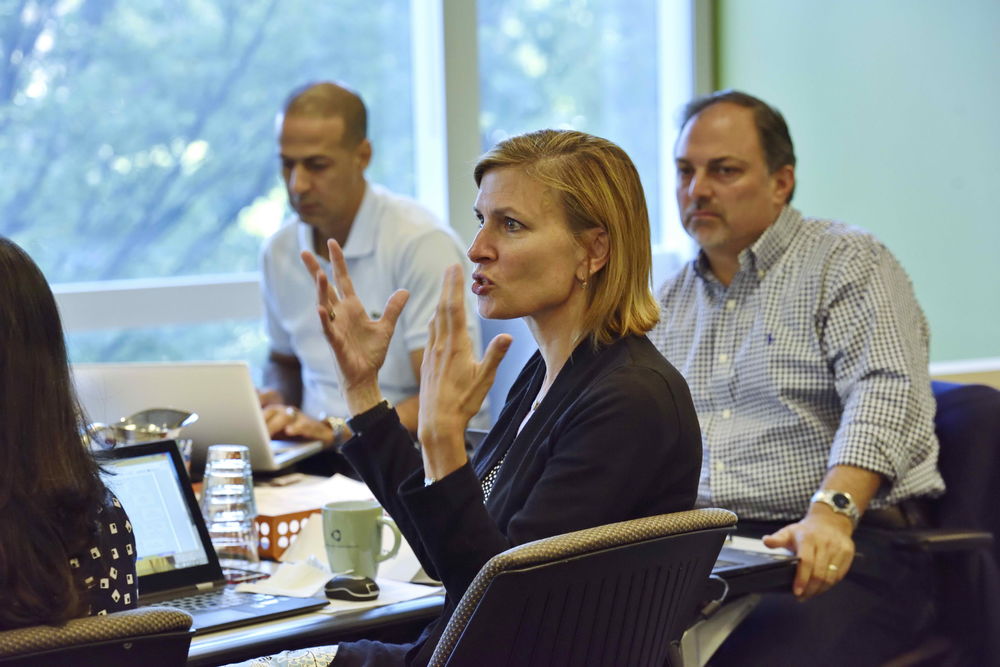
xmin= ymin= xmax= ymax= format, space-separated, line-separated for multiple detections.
xmin=96 ymin=440 xmax=327 ymax=634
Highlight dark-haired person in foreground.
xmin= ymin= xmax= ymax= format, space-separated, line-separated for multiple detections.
xmin=234 ymin=129 xmax=702 ymax=666
xmin=0 ymin=237 xmax=137 ymax=630
xmin=651 ymin=91 xmax=945 ymax=664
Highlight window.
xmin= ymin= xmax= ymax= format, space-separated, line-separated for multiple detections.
xmin=477 ymin=0 xmax=700 ymax=263
xmin=2 ymin=1 xmax=701 ymax=367
xmin=1 ymin=0 xmax=413 ymax=364
xmin=479 ymin=0 xmax=663 ymax=241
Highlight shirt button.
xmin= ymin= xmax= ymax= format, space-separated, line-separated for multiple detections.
xmin=725 ymin=299 xmax=736 ymax=311
xmin=721 ymin=409 xmax=732 ymax=419
xmin=757 ymin=269 xmax=766 ymax=279
xmin=713 ymin=460 xmax=726 ymax=472
xmin=718 ymin=353 xmax=729 ymax=363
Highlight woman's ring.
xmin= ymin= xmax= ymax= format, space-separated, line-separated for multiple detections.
xmin=827 ymin=563 xmax=839 ymax=572
xmin=285 ymin=406 xmax=297 ymax=417
xmin=327 ymin=307 xmax=336 ymax=322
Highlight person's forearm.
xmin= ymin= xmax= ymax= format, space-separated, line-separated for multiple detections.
xmin=263 ymin=352 xmax=303 ymax=408
xmin=809 ymin=464 xmax=883 ymax=527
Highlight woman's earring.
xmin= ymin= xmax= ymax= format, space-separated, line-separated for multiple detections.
xmin=580 ymin=278 xmax=588 ymax=289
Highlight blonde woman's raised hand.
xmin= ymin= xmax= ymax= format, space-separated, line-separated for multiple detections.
xmin=418 ymin=264 xmax=512 ymax=480
xmin=300 ymin=240 xmax=409 ymax=415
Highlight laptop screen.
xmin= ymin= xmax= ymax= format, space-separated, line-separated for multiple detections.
xmin=97 ymin=440 xmax=225 ymax=597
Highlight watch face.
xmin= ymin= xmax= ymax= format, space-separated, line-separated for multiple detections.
xmin=832 ymin=493 xmax=851 ymax=509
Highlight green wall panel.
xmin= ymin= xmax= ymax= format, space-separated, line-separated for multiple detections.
xmin=715 ymin=0 xmax=1000 ymax=362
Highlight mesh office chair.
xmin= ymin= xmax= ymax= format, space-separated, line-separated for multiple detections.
xmin=428 ymin=507 xmax=738 ymax=667
xmin=0 ymin=606 xmax=194 ymax=667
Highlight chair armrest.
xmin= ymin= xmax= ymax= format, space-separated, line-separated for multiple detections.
xmin=889 ymin=528 xmax=994 ymax=553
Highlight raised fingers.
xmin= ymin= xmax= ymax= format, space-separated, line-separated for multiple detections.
xmin=300 ymin=250 xmax=339 ymax=317
xmin=326 ymin=239 xmax=357 ymax=300
xmin=380 ymin=289 xmax=410 ymax=332
xmin=441 ymin=265 xmax=468 ymax=351
xmin=427 ymin=265 xmax=463 ymax=352
xmin=475 ymin=334 xmax=513 ymax=394
xmin=444 ymin=264 xmax=465 ymax=329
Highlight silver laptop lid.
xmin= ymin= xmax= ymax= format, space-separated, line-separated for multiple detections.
xmin=74 ymin=361 xmax=321 ymax=474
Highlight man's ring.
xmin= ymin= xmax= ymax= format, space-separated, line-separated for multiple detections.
xmin=327 ymin=307 xmax=336 ymax=322
xmin=827 ymin=563 xmax=839 ymax=572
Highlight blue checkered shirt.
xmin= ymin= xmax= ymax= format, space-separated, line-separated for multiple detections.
xmin=650 ymin=207 xmax=945 ymax=522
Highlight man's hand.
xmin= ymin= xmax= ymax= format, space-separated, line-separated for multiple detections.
xmin=257 ymin=388 xmax=284 ymax=408
xmin=763 ymin=508 xmax=856 ymax=600
xmin=263 ymin=404 xmax=338 ymax=444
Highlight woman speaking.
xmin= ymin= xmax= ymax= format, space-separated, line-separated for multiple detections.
xmin=249 ymin=129 xmax=702 ymax=666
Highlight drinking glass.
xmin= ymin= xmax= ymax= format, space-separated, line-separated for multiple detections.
xmin=200 ymin=444 xmax=259 ymax=566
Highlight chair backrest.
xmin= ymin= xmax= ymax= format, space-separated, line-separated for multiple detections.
xmin=0 ymin=606 xmax=194 ymax=667
xmin=931 ymin=381 xmax=1000 ymax=553
xmin=926 ymin=381 xmax=1000 ymax=662
xmin=430 ymin=508 xmax=737 ymax=667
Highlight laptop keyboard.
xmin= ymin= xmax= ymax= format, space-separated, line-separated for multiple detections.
xmin=158 ymin=588 xmax=273 ymax=613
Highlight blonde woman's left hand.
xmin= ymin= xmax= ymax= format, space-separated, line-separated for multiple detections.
xmin=418 ymin=265 xmax=511 ymax=480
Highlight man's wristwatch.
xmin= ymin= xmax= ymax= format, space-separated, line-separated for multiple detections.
xmin=810 ymin=489 xmax=860 ymax=526
xmin=320 ymin=414 xmax=348 ymax=447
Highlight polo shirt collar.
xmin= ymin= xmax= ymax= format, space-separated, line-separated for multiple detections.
xmin=295 ymin=182 xmax=376 ymax=261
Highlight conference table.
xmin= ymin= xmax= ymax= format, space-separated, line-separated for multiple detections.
xmin=186 ymin=468 xmax=796 ymax=666
xmin=188 ymin=593 xmax=444 ymax=666
xmin=186 ymin=542 xmax=795 ymax=666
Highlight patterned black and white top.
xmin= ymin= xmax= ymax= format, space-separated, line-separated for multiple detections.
xmin=650 ymin=206 xmax=945 ymax=522
xmin=68 ymin=489 xmax=138 ymax=616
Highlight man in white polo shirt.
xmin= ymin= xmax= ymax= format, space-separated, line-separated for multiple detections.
xmin=259 ymin=81 xmax=481 ymax=455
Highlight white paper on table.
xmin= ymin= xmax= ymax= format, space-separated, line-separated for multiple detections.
xmin=254 ymin=473 xmax=374 ymax=515
xmin=278 ymin=510 xmax=327 ymax=564
xmin=726 ymin=535 xmax=795 ymax=556
xmin=235 ymin=556 xmax=332 ymax=597
xmin=379 ymin=533 xmax=439 ymax=585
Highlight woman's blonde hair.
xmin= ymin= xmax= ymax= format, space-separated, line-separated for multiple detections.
xmin=474 ymin=129 xmax=659 ymax=345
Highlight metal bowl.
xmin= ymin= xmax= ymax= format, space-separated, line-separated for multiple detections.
xmin=88 ymin=408 xmax=198 ymax=448
xmin=116 ymin=408 xmax=199 ymax=442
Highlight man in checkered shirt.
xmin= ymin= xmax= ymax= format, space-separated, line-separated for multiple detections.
xmin=651 ymin=90 xmax=945 ymax=663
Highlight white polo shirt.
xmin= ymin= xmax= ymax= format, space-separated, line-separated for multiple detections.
xmin=261 ymin=183 xmax=483 ymax=422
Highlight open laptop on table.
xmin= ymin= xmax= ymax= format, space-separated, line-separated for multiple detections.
xmin=96 ymin=440 xmax=328 ymax=634
xmin=74 ymin=361 xmax=323 ymax=476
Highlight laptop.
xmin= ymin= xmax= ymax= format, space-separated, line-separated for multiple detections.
xmin=96 ymin=440 xmax=328 ymax=633
xmin=711 ymin=537 xmax=799 ymax=598
xmin=74 ymin=361 xmax=323 ymax=476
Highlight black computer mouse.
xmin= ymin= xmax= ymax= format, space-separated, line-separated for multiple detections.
xmin=324 ymin=574 xmax=380 ymax=601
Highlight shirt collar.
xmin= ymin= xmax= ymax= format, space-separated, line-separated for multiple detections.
xmin=743 ymin=205 xmax=800 ymax=278
xmin=691 ymin=205 xmax=802 ymax=285
xmin=295 ymin=182 xmax=375 ymax=260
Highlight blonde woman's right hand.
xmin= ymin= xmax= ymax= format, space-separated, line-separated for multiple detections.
xmin=300 ymin=240 xmax=409 ymax=415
